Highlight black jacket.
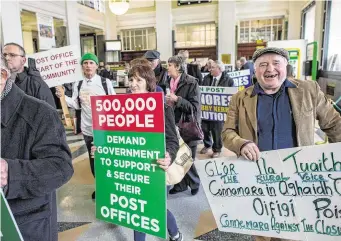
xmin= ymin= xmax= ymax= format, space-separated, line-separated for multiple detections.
xmin=15 ymin=67 xmax=56 ymax=108
xmin=154 ymin=64 xmax=169 ymax=93
xmin=241 ymin=61 xmax=255 ymax=76
xmin=202 ymin=71 xmax=234 ymax=87
xmin=187 ymin=63 xmax=202 ymax=84
xmin=164 ymin=104 xmax=179 ymax=162
xmin=100 ymin=69 xmax=113 ymax=80
xmin=1 ymin=85 xmax=74 ymax=241
xmin=165 ymin=74 xmax=201 ymax=126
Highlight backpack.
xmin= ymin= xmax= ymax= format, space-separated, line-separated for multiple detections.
xmin=77 ymin=77 xmax=109 ymax=106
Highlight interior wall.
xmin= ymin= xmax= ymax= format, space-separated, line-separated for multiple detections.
xmin=22 ymin=31 xmax=34 ymax=54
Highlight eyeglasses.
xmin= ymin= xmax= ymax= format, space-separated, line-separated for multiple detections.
xmin=3 ymin=53 xmax=24 ymax=58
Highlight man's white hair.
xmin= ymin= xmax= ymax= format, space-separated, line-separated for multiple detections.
xmin=240 ymin=57 xmax=247 ymax=64
xmin=213 ymin=60 xmax=225 ymax=72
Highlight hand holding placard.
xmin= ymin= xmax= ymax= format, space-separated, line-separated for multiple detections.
xmin=241 ymin=142 xmax=261 ymax=161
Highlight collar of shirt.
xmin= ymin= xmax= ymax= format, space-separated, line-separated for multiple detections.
xmin=213 ymin=73 xmax=222 ymax=82
xmin=84 ymin=74 xmax=97 ymax=83
xmin=251 ymin=79 xmax=296 ymax=97
xmin=170 ymin=75 xmax=181 ymax=93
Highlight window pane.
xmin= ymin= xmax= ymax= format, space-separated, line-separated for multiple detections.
xmin=327 ymin=0 xmax=341 ymax=71
xmin=175 ymin=23 xmax=216 ymax=47
xmin=148 ymin=33 xmax=156 ymax=50
xmin=126 ymin=36 xmax=131 ymax=50
xmin=304 ymin=5 xmax=316 ymax=43
xmin=135 ymin=30 xmax=142 ymax=36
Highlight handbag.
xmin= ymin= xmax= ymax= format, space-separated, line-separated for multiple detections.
xmin=166 ymin=128 xmax=193 ymax=185
xmin=178 ymin=110 xmax=204 ymax=143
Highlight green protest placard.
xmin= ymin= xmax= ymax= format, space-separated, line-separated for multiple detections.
xmin=0 ymin=190 xmax=23 ymax=241
xmin=91 ymin=93 xmax=167 ymax=239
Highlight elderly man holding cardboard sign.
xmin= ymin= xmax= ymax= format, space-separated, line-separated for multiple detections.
xmin=222 ymin=47 xmax=341 ymax=241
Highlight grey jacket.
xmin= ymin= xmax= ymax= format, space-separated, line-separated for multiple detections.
xmin=1 ymin=85 xmax=74 ymax=241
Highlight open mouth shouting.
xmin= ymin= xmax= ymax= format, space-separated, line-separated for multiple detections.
xmin=264 ymin=73 xmax=278 ymax=79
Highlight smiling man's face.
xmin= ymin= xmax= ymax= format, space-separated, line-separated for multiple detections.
xmin=255 ymin=53 xmax=287 ymax=92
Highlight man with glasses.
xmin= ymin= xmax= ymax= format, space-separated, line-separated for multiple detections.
xmin=201 ymin=60 xmax=234 ymax=158
xmin=3 ymin=43 xmax=56 ymax=107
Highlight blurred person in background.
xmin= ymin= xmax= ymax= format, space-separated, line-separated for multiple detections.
xmin=144 ymin=50 xmax=168 ymax=91
xmin=200 ymin=60 xmax=234 ymax=158
xmin=178 ymin=50 xmax=202 ymax=84
xmin=235 ymin=59 xmax=242 ymax=71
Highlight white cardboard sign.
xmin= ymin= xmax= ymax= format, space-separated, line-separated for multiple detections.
xmin=195 ymin=143 xmax=341 ymax=240
xmin=28 ymin=45 xmax=82 ymax=87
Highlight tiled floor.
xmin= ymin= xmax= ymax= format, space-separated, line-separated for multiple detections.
xmin=57 ymin=128 xmax=325 ymax=241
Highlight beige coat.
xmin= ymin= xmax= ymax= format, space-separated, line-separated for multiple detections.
xmin=222 ymin=79 xmax=341 ymax=155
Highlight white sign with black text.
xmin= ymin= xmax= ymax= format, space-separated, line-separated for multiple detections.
xmin=28 ymin=45 xmax=82 ymax=87
xmin=195 ymin=143 xmax=341 ymax=240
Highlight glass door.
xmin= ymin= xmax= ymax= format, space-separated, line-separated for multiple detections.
xmin=81 ymin=36 xmax=95 ymax=55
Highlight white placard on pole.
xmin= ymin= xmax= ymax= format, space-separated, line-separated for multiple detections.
xmin=28 ymin=45 xmax=82 ymax=88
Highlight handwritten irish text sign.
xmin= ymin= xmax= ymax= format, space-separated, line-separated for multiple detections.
xmin=199 ymin=86 xmax=238 ymax=121
xmin=0 ymin=190 xmax=23 ymax=241
xmin=91 ymin=93 xmax=167 ymax=239
xmin=195 ymin=143 xmax=341 ymax=240
xmin=227 ymin=69 xmax=252 ymax=91
xmin=28 ymin=45 xmax=82 ymax=87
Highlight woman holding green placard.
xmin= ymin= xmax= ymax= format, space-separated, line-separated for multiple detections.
xmin=92 ymin=59 xmax=183 ymax=241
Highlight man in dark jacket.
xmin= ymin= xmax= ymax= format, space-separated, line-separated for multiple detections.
xmin=240 ymin=56 xmax=255 ymax=81
xmin=144 ymin=50 xmax=169 ymax=92
xmin=0 ymin=54 xmax=74 ymax=241
xmin=3 ymin=42 xmax=56 ymax=108
xmin=200 ymin=60 xmax=234 ymax=158
xmin=99 ymin=64 xmax=113 ymax=80
xmin=177 ymin=50 xmax=203 ymax=84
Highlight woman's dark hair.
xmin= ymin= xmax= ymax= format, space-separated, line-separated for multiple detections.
xmin=128 ymin=58 xmax=156 ymax=92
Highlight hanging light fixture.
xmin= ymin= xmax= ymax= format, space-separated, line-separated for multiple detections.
xmin=109 ymin=0 xmax=130 ymax=16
